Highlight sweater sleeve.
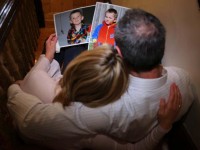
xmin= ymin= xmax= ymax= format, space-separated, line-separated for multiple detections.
xmin=20 ymin=55 xmax=61 ymax=103
xmin=81 ymin=125 xmax=170 ymax=150
xmin=32 ymin=55 xmax=51 ymax=71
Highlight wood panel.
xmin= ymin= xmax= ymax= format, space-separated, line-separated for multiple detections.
xmin=0 ymin=0 xmax=40 ymax=149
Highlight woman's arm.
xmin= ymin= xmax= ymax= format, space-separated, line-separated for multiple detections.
xmin=81 ymin=83 xmax=181 ymax=150
xmin=45 ymin=33 xmax=57 ymax=62
xmin=19 ymin=34 xmax=61 ymax=103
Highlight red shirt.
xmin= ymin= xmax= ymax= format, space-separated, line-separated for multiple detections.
xmin=97 ymin=21 xmax=116 ymax=46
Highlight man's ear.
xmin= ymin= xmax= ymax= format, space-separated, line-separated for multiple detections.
xmin=116 ymin=46 xmax=123 ymax=58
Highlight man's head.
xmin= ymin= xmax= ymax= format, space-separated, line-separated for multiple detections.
xmin=115 ymin=8 xmax=166 ymax=73
xmin=69 ymin=9 xmax=84 ymax=26
xmin=104 ymin=8 xmax=118 ymax=25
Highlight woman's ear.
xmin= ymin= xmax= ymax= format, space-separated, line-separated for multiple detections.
xmin=116 ymin=46 xmax=123 ymax=58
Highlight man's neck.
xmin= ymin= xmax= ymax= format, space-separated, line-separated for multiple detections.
xmin=131 ymin=65 xmax=163 ymax=79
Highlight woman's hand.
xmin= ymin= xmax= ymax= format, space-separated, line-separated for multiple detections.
xmin=45 ymin=33 xmax=58 ymax=62
xmin=157 ymin=83 xmax=182 ymax=130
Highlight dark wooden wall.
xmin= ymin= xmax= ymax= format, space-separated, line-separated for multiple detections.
xmin=0 ymin=0 xmax=39 ymax=149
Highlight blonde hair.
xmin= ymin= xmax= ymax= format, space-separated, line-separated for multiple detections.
xmin=53 ymin=44 xmax=129 ymax=108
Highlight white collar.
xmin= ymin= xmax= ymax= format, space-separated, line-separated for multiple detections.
xmin=129 ymin=68 xmax=167 ymax=90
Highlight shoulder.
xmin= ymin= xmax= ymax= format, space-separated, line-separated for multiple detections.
xmin=96 ymin=24 xmax=103 ymax=29
xmin=165 ymin=66 xmax=190 ymax=79
xmin=165 ymin=66 xmax=194 ymax=97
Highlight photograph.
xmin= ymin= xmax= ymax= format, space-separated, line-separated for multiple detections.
xmin=54 ymin=5 xmax=95 ymax=48
xmin=88 ymin=2 xmax=129 ymax=50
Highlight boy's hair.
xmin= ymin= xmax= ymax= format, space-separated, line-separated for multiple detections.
xmin=53 ymin=44 xmax=129 ymax=108
xmin=106 ymin=8 xmax=118 ymax=19
xmin=69 ymin=9 xmax=83 ymax=19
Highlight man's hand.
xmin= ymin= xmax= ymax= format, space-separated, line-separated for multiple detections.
xmin=45 ymin=33 xmax=58 ymax=62
xmin=157 ymin=83 xmax=182 ymax=130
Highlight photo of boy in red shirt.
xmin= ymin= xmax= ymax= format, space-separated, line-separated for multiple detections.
xmin=92 ymin=8 xmax=118 ymax=47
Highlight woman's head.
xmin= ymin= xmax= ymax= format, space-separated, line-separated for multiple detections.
xmin=54 ymin=44 xmax=129 ymax=107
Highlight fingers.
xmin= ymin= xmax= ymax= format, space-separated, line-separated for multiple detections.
xmin=172 ymin=83 xmax=178 ymax=110
xmin=177 ymin=85 xmax=182 ymax=109
xmin=168 ymin=83 xmax=182 ymax=111
xmin=48 ymin=33 xmax=56 ymax=40
xmin=158 ymin=99 xmax=166 ymax=116
xmin=175 ymin=84 xmax=180 ymax=109
xmin=157 ymin=83 xmax=182 ymax=130
xmin=45 ymin=33 xmax=57 ymax=62
xmin=46 ymin=33 xmax=57 ymax=44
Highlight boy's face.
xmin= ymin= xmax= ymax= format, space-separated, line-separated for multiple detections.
xmin=70 ymin=12 xmax=83 ymax=25
xmin=104 ymin=12 xmax=116 ymax=25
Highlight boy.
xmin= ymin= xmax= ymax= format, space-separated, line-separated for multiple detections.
xmin=92 ymin=8 xmax=118 ymax=47
xmin=67 ymin=9 xmax=91 ymax=44
xmin=55 ymin=9 xmax=90 ymax=71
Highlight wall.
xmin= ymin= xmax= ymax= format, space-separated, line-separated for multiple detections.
xmin=112 ymin=0 xmax=200 ymax=148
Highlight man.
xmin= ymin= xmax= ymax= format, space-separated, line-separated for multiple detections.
xmin=112 ymin=8 xmax=195 ymax=141
xmin=7 ymin=8 xmax=194 ymax=150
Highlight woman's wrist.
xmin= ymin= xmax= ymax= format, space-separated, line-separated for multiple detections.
xmin=159 ymin=122 xmax=172 ymax=130
xmin=157 ymin=124 xmax=171 ymax=134
xmin=45 ymin=53 xmax=54 ymax=62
